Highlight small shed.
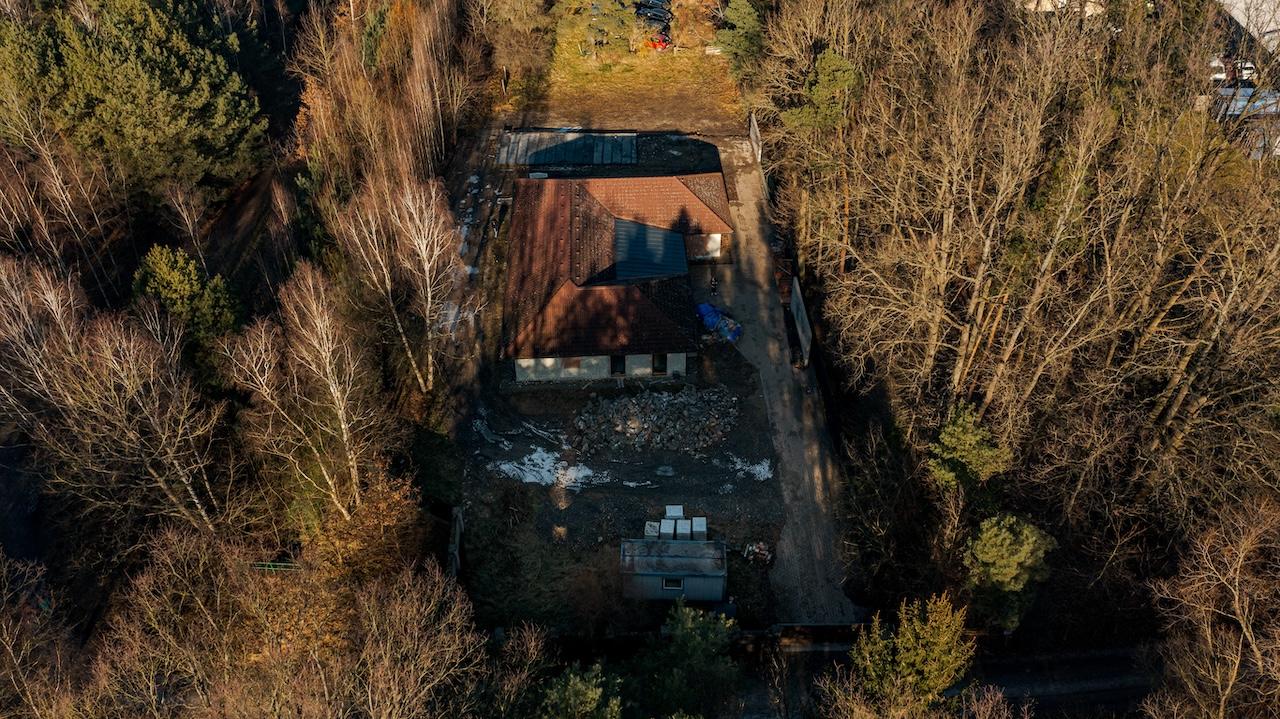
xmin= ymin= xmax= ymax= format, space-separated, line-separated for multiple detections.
xmin=620 ymin=538 xmax=726 ymax=602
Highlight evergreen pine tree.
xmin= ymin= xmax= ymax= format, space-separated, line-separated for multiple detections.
xmin=52 ymin=0 xmax=265 ymax=196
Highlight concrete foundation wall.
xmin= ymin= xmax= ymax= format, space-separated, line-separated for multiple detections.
xmin=515 ymin=353 xmax=686 ymax=382
xmin=625 ymin=354 xmax=652 ymax=377
xmin=515 ymin=356 xmax=610 ymax=382
xmin=668 ymin=353 xmax=687 ymax=377
xmin=626 ymin=353 xmax=686 ymax=378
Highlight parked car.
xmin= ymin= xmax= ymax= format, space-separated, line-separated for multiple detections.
xmin=1210 ymin=56 xmax=1259 ymax=86
xmin=634 ymin=0 xmax=670 ymax=9
xmin=638 ymin=13 xmax=669 ymax=29
xmin=646 ymin=30 xmax=672 ymax=50
xmin=637 ymin=6 xmax=673 ymax=22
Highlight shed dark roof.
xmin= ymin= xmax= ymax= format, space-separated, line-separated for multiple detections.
xmin=620 ymin=539 xmax=727 ymax=577
xmin=504 ymin=174 xmax=733 ymax=359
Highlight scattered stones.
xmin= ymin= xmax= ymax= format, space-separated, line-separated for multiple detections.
xmin=571 ymin=386 xmax=740 ymax=456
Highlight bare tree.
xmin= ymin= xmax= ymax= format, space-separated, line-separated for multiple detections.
xmin=326 ymin=174 xmax=431 ymax=395
xmin=1146 ymin=499 xmax=1280 ymax=718
xmin=292 ymin=0 xmax=463 ymax=189
xmin=758 ymin=0 xmax=1280 ymax=581
xmin=0 ymin=554 xmax=75 ymax=719
xmin=82 ymin=528 xmax=491 ymax=719
xmin=390 ymin=178 xmax=464 ymax=393
xmin=220 ymin=261 xmax=396 ymax=521
xmin=162 ymin=182 xmax=210 ymax=248
xmin=0 ymin=256 xmax=225 ymax=533
xmin=352 ymin=564 xmax=487 ymax=719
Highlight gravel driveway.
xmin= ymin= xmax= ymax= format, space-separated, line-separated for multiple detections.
xmin=702 ymin=138 xmax=862 ymax=624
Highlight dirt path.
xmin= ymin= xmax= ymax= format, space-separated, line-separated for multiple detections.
xmin=710 ymin=138 xmax=861 ymax=625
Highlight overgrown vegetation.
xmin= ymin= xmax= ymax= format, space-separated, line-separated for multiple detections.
xmin=1 ymin=0 xmax=1277 ymax=715
xmin=754 ymin=0 xmax=1280 ymax=713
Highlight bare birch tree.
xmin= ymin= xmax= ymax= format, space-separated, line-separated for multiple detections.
xmin=390 ymin=177 xmax=464 ymax=393
xmin=326 ymin=174 xmax=431 ymax=395
xmin=220 ymin=261 xmax=396 ymax=521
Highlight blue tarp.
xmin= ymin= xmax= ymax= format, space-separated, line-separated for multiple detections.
xmin=696 ymin=302 xmax=743 ymax=343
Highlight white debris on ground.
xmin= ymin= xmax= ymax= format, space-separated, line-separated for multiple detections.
xmin=471 ymin=418 xmax=512 ymax=451
xmin=571 ymin=386 xmax=739 ymax=455
xmin=622 ymin=480 xmax=657 ymax=488
xmin=489 ymin=446 xmax=609 ymax=492
xmin=727 ymin=454 xmax=773 ymax=482
xmin=718 ymin=482 xmax=736 ymax=495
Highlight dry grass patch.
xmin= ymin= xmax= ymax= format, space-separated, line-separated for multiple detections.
xmin=532 ymin=5 xmax=744 ymax=133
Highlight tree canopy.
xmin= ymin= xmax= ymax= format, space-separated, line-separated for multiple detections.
xmin=0 ymin=0 xmax=266 ymax=201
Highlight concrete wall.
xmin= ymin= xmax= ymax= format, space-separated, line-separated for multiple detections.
xmin=623 ymin=573 xmax=725 ymax=602
xmin=668 ymin=353 xmax=686 ymax=377
xmin=515 ymin=353 xmax=686 ymax=382
xmin=624 ymin=354 xmax=651 ymax=377
xmin=514 ymin=356 xmax=610 ymax=382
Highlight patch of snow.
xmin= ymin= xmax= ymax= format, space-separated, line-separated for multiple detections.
xmin=438 ymin=302 xmax=479 ymax=332
xmin=465 ymin=265 xmax=479 ymax=276
xmin=728 ymin=455 xmax=772 ymax=482
xmin=489 ymin=446 xmax=608 ymax=492
xmin=622 ymin=480 xmax=656 ymax=488
xmin=718 ymin=482 xmax=736 ymax=495
xmin=467 ymin=174 xmax=480 ymax=185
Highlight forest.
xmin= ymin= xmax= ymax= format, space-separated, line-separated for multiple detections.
xmin=0 ymin=0 xmax=1276 ymax=717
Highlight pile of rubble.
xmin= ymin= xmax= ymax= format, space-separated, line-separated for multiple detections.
xmin=571 ymin=386 xmax=739 ymax=455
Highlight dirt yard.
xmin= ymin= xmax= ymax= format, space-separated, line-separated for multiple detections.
xmin=458 ymin=342 xmax=783 ymax=633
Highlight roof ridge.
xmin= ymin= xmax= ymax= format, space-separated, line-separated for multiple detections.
xmin=582 ymin=175 xmax=722 ymax=228
xmin=675 ymin=174 xmax=734 ymax=231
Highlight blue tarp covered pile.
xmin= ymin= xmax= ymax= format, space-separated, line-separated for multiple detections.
xmin=696 ymin=303 xmax=743 ymax=343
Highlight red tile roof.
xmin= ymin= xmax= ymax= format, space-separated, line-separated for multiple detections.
xmin=504 ymin=174 xmax=734 ymax=359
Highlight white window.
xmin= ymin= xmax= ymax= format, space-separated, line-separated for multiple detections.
xmin=662 ymin=577 xmax=684 ymax=591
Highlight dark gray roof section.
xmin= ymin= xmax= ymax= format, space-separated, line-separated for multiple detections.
xmin=614 ymin=219 xmax=688 ymax=281
xmin=498 ymin=131 xmax=638 ymax=166
xmin=620 ymin=539 xmax=727 ymax=577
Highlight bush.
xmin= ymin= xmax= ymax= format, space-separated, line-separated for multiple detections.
xmin=631 ymin=603 xmax=738 ymax=717
xmin=927 ymin=404 xmax=1013 ymax=490
xmin=850 ymin=594 xmax=973 ymax=704
xmin=538 ymin=664 xmax=622 ymax=719
xmin=965 ymin=514 xmax=1056 ymax=631
xmin=134 ymin=245 xmax=236 ymax=345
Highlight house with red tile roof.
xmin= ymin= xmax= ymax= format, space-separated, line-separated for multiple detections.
xmin=503 ymin=173 xmax=734 ymax=382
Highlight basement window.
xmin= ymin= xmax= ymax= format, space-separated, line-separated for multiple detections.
xmin=610 ymin=355 xmax=626 ymax=376
xmin=662 ymin=577 xmax=684 ymax=591
xmin=562 ymin=357 xmax=581 ymax=371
